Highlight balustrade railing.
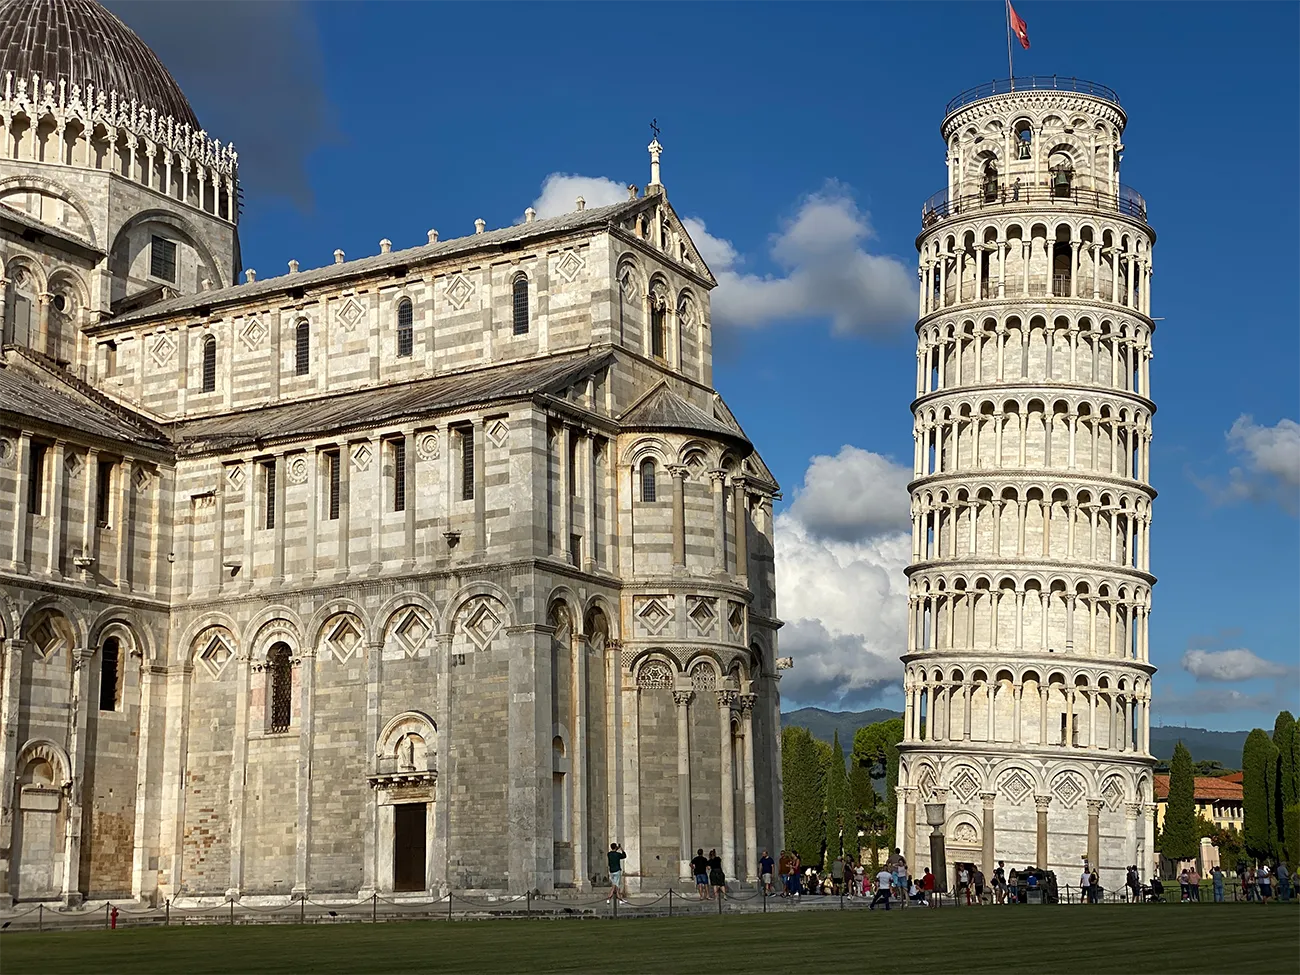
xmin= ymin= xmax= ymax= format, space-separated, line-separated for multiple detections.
xmin=945 ymin=76 xmax=1122 ymax=115
xmin=922 ymin=182 xmax=1148 ymax=228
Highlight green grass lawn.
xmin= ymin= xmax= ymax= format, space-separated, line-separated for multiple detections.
xmin=2 ymin=905 xmax=1297 ymax=974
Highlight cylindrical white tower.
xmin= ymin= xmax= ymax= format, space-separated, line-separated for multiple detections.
xmin=898 ymin=78 xmax=1157 ymax=895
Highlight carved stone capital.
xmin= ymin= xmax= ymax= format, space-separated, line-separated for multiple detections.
xmin=1123 ymin=802 xmax=1142 ymax=819
xmin=1034 ymin=794 xmax=1053 ymax=811
xmin=1085 ymin=799 xmax=1105 ymax=815
xmin=738 ymin=693 xmax=757 ymax=715
xmin=715 ymin=689 xmax=738 ymax=709
xmin=979 ymin=792 xmax=997 ymax=809
xmin=672 ymin=690 xmax=693 ymax=708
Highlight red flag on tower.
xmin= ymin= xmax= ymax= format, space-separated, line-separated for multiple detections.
xmin=1008 ymin=0 xmax=1031 ymax=50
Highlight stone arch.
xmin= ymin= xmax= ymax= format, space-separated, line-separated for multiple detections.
xmin=633 ymin=653 xmax=677 ymax=689
xmin=619 ymin=434 xmax=672 ymax=468
xmin=376 ymin=710 xmax=437 ymax=775
xmin=86 ymin=607 xmax=155 ymax=662
xmin=0 ymin=590 xmax=17 ymax=641
xmin=108 ymin=208 xmax=224 ymax=288
xmin=19 ymin=596 xmax=86 ymax=648
xmin=0 ymin=174 xmax=97 ymax=244
xmin=544 ymin=586 xmax=584 ymax=634
xmin=442 ymin=581 xmax=517 ymax=633
xmin=247 ymin=614 xmax=303 ymax=663
xmin=583 ymin=594 xmax=619 ymax=641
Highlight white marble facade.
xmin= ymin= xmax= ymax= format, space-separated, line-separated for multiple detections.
xmin=0 ymin=0 xmax=783 ymax=905
xmin=899 ymin=78 xmax=1158 ymax=893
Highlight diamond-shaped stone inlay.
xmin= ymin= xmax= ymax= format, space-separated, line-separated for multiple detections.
xmin=728 ymin=602 xmax=745 ymax=636
xmin=636 ymin=597 xmax=671 ymax=636
xmin=393 ymin=609 xmax=431 ymax=656
xmin=486 ymin=419 xmax=509 ymax=448
xmin=463 ymin=601 xmax=502 ymax=651
xmin=687 ymin=596 xmax=717 ymax=636
xmin=198 ymin=632 xmax=234 ymax=677
xmin=66 ymin=452 xmax=84 ymax=481
xmin=325 ymin=615 xmax=364 ymax=663
xmin=554 ymin=250 xmax=585 ymax=283
xmin=30 ymin=618 xmax=64 ymax=660
xmin=336 ymin=297 xmax=365 ymax=331
xmin=351 ymin=443 xmax=372 ymax=472
xmin=150 ymin=332 xmax=176 ymax=367
xmin=1053 ymin=773 xmax=1084 ymax=809
xmin=226 ymin=465 xmax=246 ymax=491
xmin=416 ymin=431 xmax=440 ymax=461
xmin=1101 ymin=777 xmax=1124 ymax=812
xmin=241 ymin=317 xmax=267 ymax=350
xmin=133 ymin=467 xmax=150 ymax=492
xmin=999 ymin=770 xmax=1032 ymax=805
xmin=950 ymin=768 xmax=981 ymax=804
xmin=444 ymin=274 xmax=474 ymax=310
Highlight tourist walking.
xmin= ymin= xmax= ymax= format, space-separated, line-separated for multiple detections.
xmin=1127 ymin=865 xmax=1141 ymax=904
xmin=993 ymin=861 xmax=1006 ymax=904
xmin=921 ymin=866 xmax=936 ymax=907
xmin=691 ymin=848 xmax=711 ymax=900
xmin=607 ymin=843 xmax=628 ymax=904
xmin=830 ymin=855 xmax=845 ymax=895
xmin=869 ymin=867 xmax=894 ymax=910
xmin=1178 ymin=867 xmax=1190 ymax=902
xmin=1187 ymin=865 xmax=1200 ymax=902
xmin=959 ymin=863 xmax=971 ymax=905
xmin=707 ymin=848 xmax=726 ymax=899
xmin=1212 ymin=865 xmax=1225 ymax=902
xmin=1008 ymin=867 xmax=1020 ymax=905
xmin=760 ymin=850 xmax=775 ymax=895
xmin=1084 ymin=864 xmax=1096 ymax=904
xmin=1089 ymin=868 xmax=1100 ymax=903
xmin=973 ymin=866 xmax=986 ymax=904
xmin=1258 ymin=863 xmax=1273 ymax=904
xmin=1277 ymin=860 xmax=1291 ymax=902
xmin=1244 ymin=864 xmax=1257 ymax=902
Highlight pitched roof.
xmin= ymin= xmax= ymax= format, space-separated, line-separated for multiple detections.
xmin=1153 ymin=774 xmax=1244 ymax=802
xmin=107 ymin=197 xmax=655 ymax=326
xmin=0 ymin=202 xmax=102 ymax=255
xmin=172 ymin=349 xmax=614 ymax=454
xmin=0 ymin=346 xmax=170 ymax=448
xmin=618 ymin=382 xmax=750 ymax=446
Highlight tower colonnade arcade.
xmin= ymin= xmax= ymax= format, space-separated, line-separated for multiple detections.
xmin=899 ymin=78 xmax=1158 ymax=893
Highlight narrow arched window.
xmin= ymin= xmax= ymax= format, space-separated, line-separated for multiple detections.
xmin=396 ymin=298 xmax=414 ymax=357
xmin=268 ymin=643 xmax=293 ymax=733
xmin=295 ymin=321 xmax=310 ymax=375
xmin=99 ymin=637 xmax=120 ymax=712
xmin=201 ymin=335 xmax=217 ymax=392
xmin=651 ymin=301 xmax=666 ymax=359
xmin=512 ymin=275 xmax=529 ymax=335
xmin=639 ymin=458 xmax=657 ymax=503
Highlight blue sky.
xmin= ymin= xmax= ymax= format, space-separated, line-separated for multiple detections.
xmin=115 ymin=1 xmax=1299 ymax=733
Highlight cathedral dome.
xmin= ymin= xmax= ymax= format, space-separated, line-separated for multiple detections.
xmin=0 ymin=0 xmax=199 ymax=128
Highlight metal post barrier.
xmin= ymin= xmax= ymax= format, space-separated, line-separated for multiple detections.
xmin=717 ymin=891 xmax=722 ymax=916
xmin=668 ymin=888 xmax=673 ymax=917
xmin=839 ymin=889 xmax=844 ymax=911
xmin=165 ymin=898 xmax=170 ymax=926
xmin=229 ymin=899 xmax=235 ymax=925
xmin=762 ymin=887 xmax=766 ymax=913
xmin=106 ymin=903 xmax=111 ymax=929
xmin=447 ymin=893 xmax=453 ymax=920
xmin=300 ymin=896 xmax=305 ymax=924
xmin=612 ymin=893 xmax=618 ymax=919
xmin=372 ymin=892 xmax=377 ymax=924
xmin=526 ymin=890 xmax=531 ymax=917
xmin=38 ymin=903 xmax=43 ymax=932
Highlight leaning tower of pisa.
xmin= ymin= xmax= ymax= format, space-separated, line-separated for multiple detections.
xmin=898 ymin=78 xmax=1157 ymax=893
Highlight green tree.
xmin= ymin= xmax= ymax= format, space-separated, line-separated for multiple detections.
xmin=1273 ymin=711 xmax=1298 ymax=861
xmin=781 ymin=726 xmax=825 ymax=865
xmin=1242 ymin=728 xmax=1280 ymax=861
xmin=852 ymin=717 xmax=905 ymax=848
xmin=1284 ymin=804 xmax=1300 ymax=870
xmin=848 ymin=761 xmax=883 ymax=867
xmin=823 ymin=731 xmax=848 ymax=866
xmin=1162 ymin=741 xmax=1198 ymax=860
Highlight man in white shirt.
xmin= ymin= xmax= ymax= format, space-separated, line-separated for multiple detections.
xmin=870 ymin=868 xmax=895 ymax=910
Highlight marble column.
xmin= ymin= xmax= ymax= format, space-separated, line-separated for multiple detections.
xmin=674 ymin=689 xmax=693 ymax=881
xmin=717 ymin=690 xmax=738 ymax=881
xmin=740 ymin=694 xmax=758 ymax=882
xmin=902 ymin=786 xmax=919 ymax=877
xmin=980 ymin=792 xmax=996 ymax=879
xmin=709 ymin=471 xmax=727 ymax=573
xmin=1086 ymin=799 xmax=1103 ymax=874
xmin=1034 ymin=795 xmax=1051 ymax=870
xmin=669 ymin=465 xmax=687 ymax=569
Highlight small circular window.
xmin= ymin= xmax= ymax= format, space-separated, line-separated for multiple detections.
xmin=52 ymin=294 xmax=67 ymax=313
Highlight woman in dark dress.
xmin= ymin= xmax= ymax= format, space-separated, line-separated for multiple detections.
xmin=707 ymin=848 xmax=726 ymax=899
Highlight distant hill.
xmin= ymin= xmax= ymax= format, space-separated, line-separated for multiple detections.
xmin=1149 ymin=726 xmax=1247 ymax=769
xmin=782 ymin=708 xmax=1248 ymax=771
xmin=782 ymin=707 xmax=902 ymax=747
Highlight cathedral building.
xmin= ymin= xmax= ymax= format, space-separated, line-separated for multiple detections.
xmin=900 ymin=77 xmax=1158 ymax=891
xmin=0 ymin=0 xmax=783 ymax=905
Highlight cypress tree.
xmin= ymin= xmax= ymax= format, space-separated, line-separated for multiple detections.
xmin=1273 ymin=712 xmax=1298 ymax=861
xmin=1242 ymin=728 xmax=1280 ymax=860
xmin=823 ymin=731 xmax=848 ymax=866
xmin=851 ymin=717 xmax=904 ymax=848
xmin=781 ymin=726 xmax=825 ymax=866
xmin=1161 ymin=741 xmax=1198 ymax=861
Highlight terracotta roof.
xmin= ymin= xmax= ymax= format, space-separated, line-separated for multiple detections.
xmin=171 ymin=349 xmax=614 ymax=455
xmin=0 ymin=0 xmax=200 ymax=128
xmin=1153 ymin=774 xmax=1244 ymax=802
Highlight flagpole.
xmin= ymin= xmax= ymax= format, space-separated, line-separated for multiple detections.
xmin=1005 ymin=0 xmax=1014 ymax=85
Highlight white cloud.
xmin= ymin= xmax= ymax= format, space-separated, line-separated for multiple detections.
xmin=527 ymin=173 xmax=628 ymax=221
xmin=774 ymin=446 xmax=912 ymax=709
xmin=1180 ymin=648 xmax=1289 ymax=682
xmin=1222 ymin=415 xmax=1300 ymax=513
xmin=1157 ymin=688 xmax=1292 ymax=717
xmin=700 ymin=184 xmax=915 ymax=337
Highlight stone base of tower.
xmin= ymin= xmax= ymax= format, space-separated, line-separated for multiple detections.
xmin=897 ymin=747 xmax=1156 ymax=895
